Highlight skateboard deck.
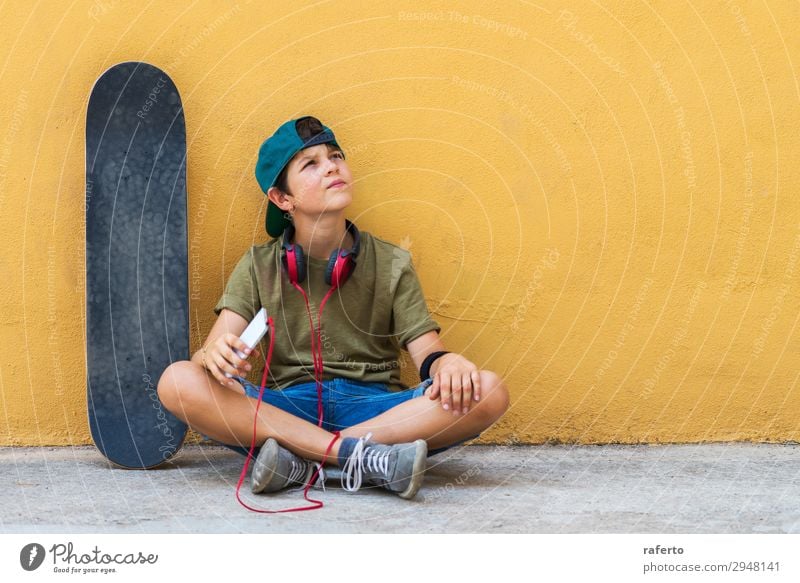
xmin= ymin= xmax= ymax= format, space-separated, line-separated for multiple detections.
xmin=85 ymin=61 xmax=188 ymax=468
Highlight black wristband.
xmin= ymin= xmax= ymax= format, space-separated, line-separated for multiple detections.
xmin=420 ymin=351 xmax=450 ymax=381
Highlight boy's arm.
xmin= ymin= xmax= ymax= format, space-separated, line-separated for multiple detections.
xmin=405 ymin=331 xmax=481 ymax=416
xmin=405 ymin=330 xmax=446 ymax=373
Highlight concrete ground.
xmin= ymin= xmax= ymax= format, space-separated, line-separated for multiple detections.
xmin=1 ymin=443 xmax=798 ymax=533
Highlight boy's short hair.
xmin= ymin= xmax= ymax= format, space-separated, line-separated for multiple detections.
xmin=255 ymin=115 xmax=345 ymax=238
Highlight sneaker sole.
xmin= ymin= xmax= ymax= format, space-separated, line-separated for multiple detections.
xmin=250 ymin=438 xmax=279 ymax=494
xmin=398 ymin=439 xmax=428 ymax=500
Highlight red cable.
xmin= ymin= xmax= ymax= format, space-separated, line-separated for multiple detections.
xmin=234 ymin=316 xmax=341 ymax=513
xmin=234 ymin=277 xmax=343 ymax=513
xmin=290 ymin=282 xmax=326 ymax=426
xmin=314 ymin=288 xmax=338 ymax=425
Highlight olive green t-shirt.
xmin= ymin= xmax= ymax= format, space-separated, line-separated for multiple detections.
xmin=213 ymin=231 xmax=440 ymax=392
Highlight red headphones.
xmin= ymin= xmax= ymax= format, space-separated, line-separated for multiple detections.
xmin=280 ymin=219 xmax=361 ymax=288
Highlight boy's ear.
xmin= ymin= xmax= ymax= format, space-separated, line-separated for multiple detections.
xmin=267 ymin=186 xmax=293 ymax=211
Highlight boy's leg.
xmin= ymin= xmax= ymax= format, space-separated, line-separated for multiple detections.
xmin=157 ymin=361 xmax=343 ymax=463
xmin=339 ymin=370 xmax=510 ymax=451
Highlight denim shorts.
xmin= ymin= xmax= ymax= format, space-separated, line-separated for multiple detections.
xmin=212 ymin=376 xmax=475 ymax=457
xmin=238 ymin=376 xmax=433 ymax=431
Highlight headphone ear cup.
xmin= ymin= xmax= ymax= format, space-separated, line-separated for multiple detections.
xmin=282 ymin=244 xmax=306 ymax=284
xmin=324 ymin=220 xmax=360 ymax=287
xmin=324 ymin=252 xmax=338 ymax=286
xmin=326 ymin=252 xmax=354 ymax=288
xmin=295 ymin=246 xmax=306 ymax=283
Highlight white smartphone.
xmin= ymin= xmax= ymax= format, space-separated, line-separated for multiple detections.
xmin=225 ymin=307 xmax=269 ymax=378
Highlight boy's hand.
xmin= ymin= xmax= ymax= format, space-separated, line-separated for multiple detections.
xmin=427 ymin=353 xmax=481 ymax=416
xmin=202 ymin=333 xmax=260 ymax=389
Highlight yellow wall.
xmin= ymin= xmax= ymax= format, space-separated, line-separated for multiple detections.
xmin=1 ymin=0 xmax=799 ymax=446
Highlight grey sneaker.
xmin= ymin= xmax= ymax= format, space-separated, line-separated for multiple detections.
xmin=251 ymin=438 xmax=324 ymax=493
xmin=340 ymin=433 xmax=427 ymax=499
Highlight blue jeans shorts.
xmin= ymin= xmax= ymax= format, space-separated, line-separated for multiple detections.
xmin=212 ymin=376 xmax=477 ymax=457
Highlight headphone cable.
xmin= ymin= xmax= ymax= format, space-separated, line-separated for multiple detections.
xmin=234 ymin=316 xmax=340 ymax=513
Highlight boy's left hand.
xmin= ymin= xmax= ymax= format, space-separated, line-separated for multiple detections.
xmin=427 ymin=353 xmax=481 ymax=416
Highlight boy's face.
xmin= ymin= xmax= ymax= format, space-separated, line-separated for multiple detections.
xmin=276 ymin=143 xmax=353 ymax=219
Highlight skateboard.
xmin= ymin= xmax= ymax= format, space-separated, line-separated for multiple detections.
xmin=85 ymin=61 xmax=188 ymax=468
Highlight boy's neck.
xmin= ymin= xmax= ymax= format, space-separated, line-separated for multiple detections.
xmin=290 ymin=213 xmax=353 ymax=260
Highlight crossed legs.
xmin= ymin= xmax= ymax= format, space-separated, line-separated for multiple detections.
xmin=157 ymin=361 xmax=510 ymax=465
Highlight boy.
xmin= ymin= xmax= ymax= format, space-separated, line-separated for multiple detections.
xmin=158 ymin=116 xmax=510 ymax=500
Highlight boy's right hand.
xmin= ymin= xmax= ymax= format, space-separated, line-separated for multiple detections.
xmin=202 ymin=333 xmax=259 ymax=388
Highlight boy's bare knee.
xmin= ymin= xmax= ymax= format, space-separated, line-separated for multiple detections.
xmin=157 ymin=360 xmax=204 ymax=412
xmin=475 ymin=370 xmax=510 ymax=423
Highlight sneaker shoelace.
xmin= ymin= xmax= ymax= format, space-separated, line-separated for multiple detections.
xmin=340 ymin=433 xmax=393 ymax=492
xmin=288 ymin=461 xmax=326 ymax=493
xmin=287 ymin=459 xmax=309 ymax=484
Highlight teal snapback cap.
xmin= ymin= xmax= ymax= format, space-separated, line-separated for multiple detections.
xmin=255 ymin=116 xmax=343 ymax=238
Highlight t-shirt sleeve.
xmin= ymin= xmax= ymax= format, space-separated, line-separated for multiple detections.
xmin=391 ymin=259 xmax=441 ymax=349
xmin=213 ymin=248 xmax=259 ymax=322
